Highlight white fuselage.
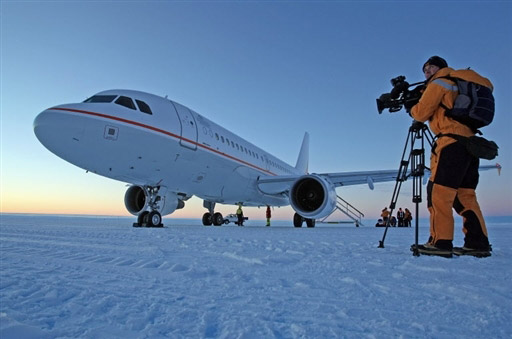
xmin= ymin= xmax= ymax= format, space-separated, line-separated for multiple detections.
xmin=34 ymin=89 xmax=298 ymax=208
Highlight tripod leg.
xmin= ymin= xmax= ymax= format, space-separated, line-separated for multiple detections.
xmin=412 ymin=208 xmax=420 ymax=256
xmin=411 ymin=130 xmax=426 ymax=256
xmin=378 ymin=128 xmax=414 ymax=248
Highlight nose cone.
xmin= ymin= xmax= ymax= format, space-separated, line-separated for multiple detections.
xmin=33 ymin=109 xmax=53 ymax=147
xmin=33 ymin=107 xmax=85 ymax=161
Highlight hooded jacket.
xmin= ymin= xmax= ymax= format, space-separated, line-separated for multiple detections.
xmin=411 ymin=67 xmax=475 ymax=138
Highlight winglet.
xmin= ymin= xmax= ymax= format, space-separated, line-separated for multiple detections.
xmin=295 ymin=132 xmax=309 ymax=174
xmin=496 ymin=163 xmax=502 ymax=175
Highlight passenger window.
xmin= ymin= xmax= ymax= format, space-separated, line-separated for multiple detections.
xmin=115 ymin=96 xmax=136 ymax=110
xmin=135 ymin=100 xmax=152 ymax=114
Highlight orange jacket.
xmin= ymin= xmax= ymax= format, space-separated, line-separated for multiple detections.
xmin=411 ymin=67 xmax=475 ymax=138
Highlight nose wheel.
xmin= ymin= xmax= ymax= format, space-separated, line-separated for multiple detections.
xmin=133 ymin=210 xmax=163 ymax=227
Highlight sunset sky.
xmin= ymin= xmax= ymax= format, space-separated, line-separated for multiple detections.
xmin=1 ymin=1 xmax=511 ymax=221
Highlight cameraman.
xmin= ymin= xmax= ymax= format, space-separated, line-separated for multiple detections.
xmin=405 ymin=56 xmax=491 ymax=257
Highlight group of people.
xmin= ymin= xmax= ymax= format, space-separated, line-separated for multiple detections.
xmin=376 ymin=207 xmax=412 ymax=227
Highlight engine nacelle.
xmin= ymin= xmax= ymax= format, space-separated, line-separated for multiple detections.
xmin=124 ymin=185 xmax=184 ymax=216
xmin=289 ymin=174 xmax=337 ymax=219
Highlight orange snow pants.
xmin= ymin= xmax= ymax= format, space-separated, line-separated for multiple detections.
xmin=427 ymin=137 xmax=490 ymax=249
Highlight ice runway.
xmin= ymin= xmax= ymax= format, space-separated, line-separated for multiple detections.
xmin=1 ymin=214 xmax=511 ymax=338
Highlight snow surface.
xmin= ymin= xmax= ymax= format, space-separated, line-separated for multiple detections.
xmin=1 ymin=214 xmax=511 ymax=338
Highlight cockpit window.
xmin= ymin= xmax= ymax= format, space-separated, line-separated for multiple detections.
xmin=115 ymin=96 xmax=136 ymax=110
xmin=83 ymin=95 xmax=117 ymax=103
xmin=84 ymin=94 xmax=152 ymax=115
xmin=135 ymin=99 xmax=152 ymax=114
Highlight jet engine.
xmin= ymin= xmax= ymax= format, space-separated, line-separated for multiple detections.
xmin=124 ymin=185 xmax=184 ymax=216
xmin=290 ymin=174 xmax=337 ymax=219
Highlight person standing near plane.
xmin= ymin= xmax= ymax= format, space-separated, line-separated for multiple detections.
xmin=266 ymin=206 xmax=271 ymax=226
xmin=381 ymin=207 xmax=390 ymax=225
xmin=397 ymin=208 xmax=405 ymax=227
xmin=406 ymin=56 xmax=491 ymax=257
xmin=236 ymin=204 xmax=244 ymax=226
xmin=404 ymin=208 xmax=412 ymax=227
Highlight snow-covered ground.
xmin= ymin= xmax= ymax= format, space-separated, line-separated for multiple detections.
xmin=1 ymin=214 xmax=511 ymax=338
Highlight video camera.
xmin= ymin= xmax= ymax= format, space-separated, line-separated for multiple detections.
xmin=376 ymin=76 xmax=426 ymax=114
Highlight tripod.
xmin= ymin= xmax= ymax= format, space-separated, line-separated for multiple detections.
xmin=378 ymin=121 xmax=434 ymax=256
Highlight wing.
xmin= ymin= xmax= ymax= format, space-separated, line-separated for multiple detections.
xmin=320 ymin=169 xmax=399 ymax=188
xmin=257 ymin=163 xmax=501 ymax=195
xmin=257 ymin=169 xmax=399 ymax=195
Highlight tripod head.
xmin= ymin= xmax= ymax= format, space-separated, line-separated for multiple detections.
xmin=410 ymin=120 xmax=427 ymax=132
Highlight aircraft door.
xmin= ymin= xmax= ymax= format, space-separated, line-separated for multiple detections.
xmin=172 ymin=102 xmax=198 ymax=150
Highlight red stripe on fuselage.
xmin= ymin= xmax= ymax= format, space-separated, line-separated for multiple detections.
xmin=51 ymin=107 xmax=276 ymax=176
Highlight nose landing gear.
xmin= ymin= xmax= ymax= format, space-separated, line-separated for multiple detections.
xmin=132 ymin=186 xmax=164 ymax=228
xmin=133 ymin=210 xmax=163 ymax=227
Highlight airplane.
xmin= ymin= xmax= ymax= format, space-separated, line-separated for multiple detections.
xmin=33 ymin=89 xmax=501 ymax=227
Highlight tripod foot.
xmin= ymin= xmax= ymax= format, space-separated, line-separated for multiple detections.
xmin=410 ymin=244 xmax=421 ymax=256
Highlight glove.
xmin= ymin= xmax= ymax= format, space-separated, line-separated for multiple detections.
xmin=403 ymin=85 xmax=424 ymax=112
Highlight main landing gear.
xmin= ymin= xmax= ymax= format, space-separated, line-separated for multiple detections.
xmin=202 ymin=201 xmax=224 ymax=226
xmin=293 ymin=213 xmax=315 ymax=228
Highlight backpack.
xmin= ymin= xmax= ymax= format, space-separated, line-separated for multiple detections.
xmin=439 ymin=69 xmax=495 ymax=131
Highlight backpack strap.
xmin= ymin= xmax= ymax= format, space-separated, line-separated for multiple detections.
xmin=432 ymin=75 xmax=456 ymax=112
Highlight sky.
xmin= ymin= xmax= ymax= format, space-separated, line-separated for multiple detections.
xmin=1 ymin=0 xmax=511 ymax=221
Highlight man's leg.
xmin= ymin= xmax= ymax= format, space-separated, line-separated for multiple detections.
xmin=427 ymin=140 xmax=471 ymax=249
xmin=452 ymin=155 xmax=490 ymax=250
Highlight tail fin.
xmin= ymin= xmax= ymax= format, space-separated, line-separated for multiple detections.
xmin=295 ymin=132 xmax=309 ymax=174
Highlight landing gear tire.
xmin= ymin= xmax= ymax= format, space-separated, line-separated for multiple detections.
xmin=293 ymin=213 xmax=304 ymax=228
xmin=306 ymin=218 xmax=316 ymax=228
xmin=133 ymin=211 xmax=149 ymax=227
xmin=213 ymin=212 xmax=224 ymax=226
xmin=202 ymin=212 xmax=213 ymax=226
xmin=147 ymin=211 xmax=162 ymax=227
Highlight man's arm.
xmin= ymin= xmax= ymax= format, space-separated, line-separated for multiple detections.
xmin=411 ymin=81 xmax=446 ymax=122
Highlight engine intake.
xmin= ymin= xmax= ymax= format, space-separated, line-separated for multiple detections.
xmin=124 ymin=186 xmax=147 ymax=215
xmin=290 ymin=175 xmax=336 ymax=219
